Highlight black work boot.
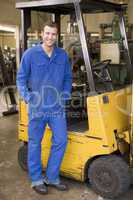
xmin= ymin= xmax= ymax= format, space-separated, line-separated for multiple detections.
xmin=32 ymin=184 xmax=48 ymax=194
xmin=45 ymin=182 xmax=68 ymax=191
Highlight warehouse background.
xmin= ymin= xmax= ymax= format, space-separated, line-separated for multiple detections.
xmin=0 ymin=1 xmax=133 ymax=200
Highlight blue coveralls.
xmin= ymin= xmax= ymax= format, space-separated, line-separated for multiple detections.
xmin=16 ymin=44 xmax=72 ymax=186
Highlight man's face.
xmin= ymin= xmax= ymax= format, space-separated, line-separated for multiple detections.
xmin=42 ymin=25 xmax=58 ymax=47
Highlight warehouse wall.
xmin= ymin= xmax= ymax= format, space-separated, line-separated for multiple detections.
xmin=128 ymin=0 xmax=133 ymax=23
xmin=0 ymin=0 xmax=20 ymax=26
xmin=85 ymin=13 xmax=114 ymax=32
xmin=0 ymin=0 xmax=50 ymax=30
xmin=0 ymin=33 xmax=16 ymax=49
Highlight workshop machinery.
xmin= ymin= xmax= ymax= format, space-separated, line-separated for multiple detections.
xmin=0 ymin=47 xmax=17 ymax=116
xmin=16 ymin=0 xmax=133 ymax=198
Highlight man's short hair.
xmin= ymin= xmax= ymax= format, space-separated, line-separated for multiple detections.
xmin=43 ymin=22 xmax=58 ymax=31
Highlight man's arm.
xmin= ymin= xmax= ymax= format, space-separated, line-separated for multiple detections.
xmin=16 ymin=51 xmax=32 ymax=103
xmin=63 ymin=53 xmax=72 ymax=99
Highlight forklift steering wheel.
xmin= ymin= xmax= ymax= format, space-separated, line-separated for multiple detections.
xmin=92 ymin=59 xmax=111 ymax=71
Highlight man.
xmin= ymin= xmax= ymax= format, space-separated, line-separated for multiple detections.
xmin=17 ymin=22 xmax=72 ymax=194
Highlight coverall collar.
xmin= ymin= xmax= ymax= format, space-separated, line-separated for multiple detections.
xmin=39 ymin=43 xmax=57 ymax=61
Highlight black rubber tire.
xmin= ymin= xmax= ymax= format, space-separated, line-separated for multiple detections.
xmin=18 ymin=144 xmax=28 ymax=171
xmin=88 ymin=155 xmax=130 ymax=199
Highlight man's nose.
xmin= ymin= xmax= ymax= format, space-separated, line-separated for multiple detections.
xmin=49 ymin=34 xmax=53 ymax=39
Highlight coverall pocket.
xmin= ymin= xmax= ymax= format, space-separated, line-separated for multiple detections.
xmin=36 ymin=63 xmax=47 ymax=70
xmin=33 ymin=63 xmax=47 ymax=80
xmin=37 ymin=62 xmax=46 ymax=67
xmin=53 ymin=60 xmax=64 ymax=66
xmin=52 ymin=60 xmax=65 ymax=75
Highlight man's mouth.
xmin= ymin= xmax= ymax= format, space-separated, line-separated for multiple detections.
xmin=47 ymin=40 xmax=53 ymax=43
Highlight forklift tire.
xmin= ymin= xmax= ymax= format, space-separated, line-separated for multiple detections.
xmin=18 ymin=144 xmax=28 ymax=171
xmin=88 ymin=155 xmax=130 ymax=199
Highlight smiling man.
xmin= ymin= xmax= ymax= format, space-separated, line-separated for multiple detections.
xmin=16 ymin=22 xmax=72 ymax=194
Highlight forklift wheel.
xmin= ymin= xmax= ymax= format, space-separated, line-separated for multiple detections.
xmin=88 ymin=155 xmax=130 ymax=199
xmin=18 ymin=144 xmax=28 ymax=171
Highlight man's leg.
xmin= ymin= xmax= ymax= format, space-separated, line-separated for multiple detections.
xmin=45 ymin=113 xmax=68 ymax=185
xmin=28 ymin=117 xmax=47 ymax=186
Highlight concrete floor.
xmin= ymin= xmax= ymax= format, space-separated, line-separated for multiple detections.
xmin=0 ymin=114 xmax=133 ymax=200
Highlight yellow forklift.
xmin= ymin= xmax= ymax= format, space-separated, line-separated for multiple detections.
xmin=16 ymin=0 xmax=133 ymax=198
